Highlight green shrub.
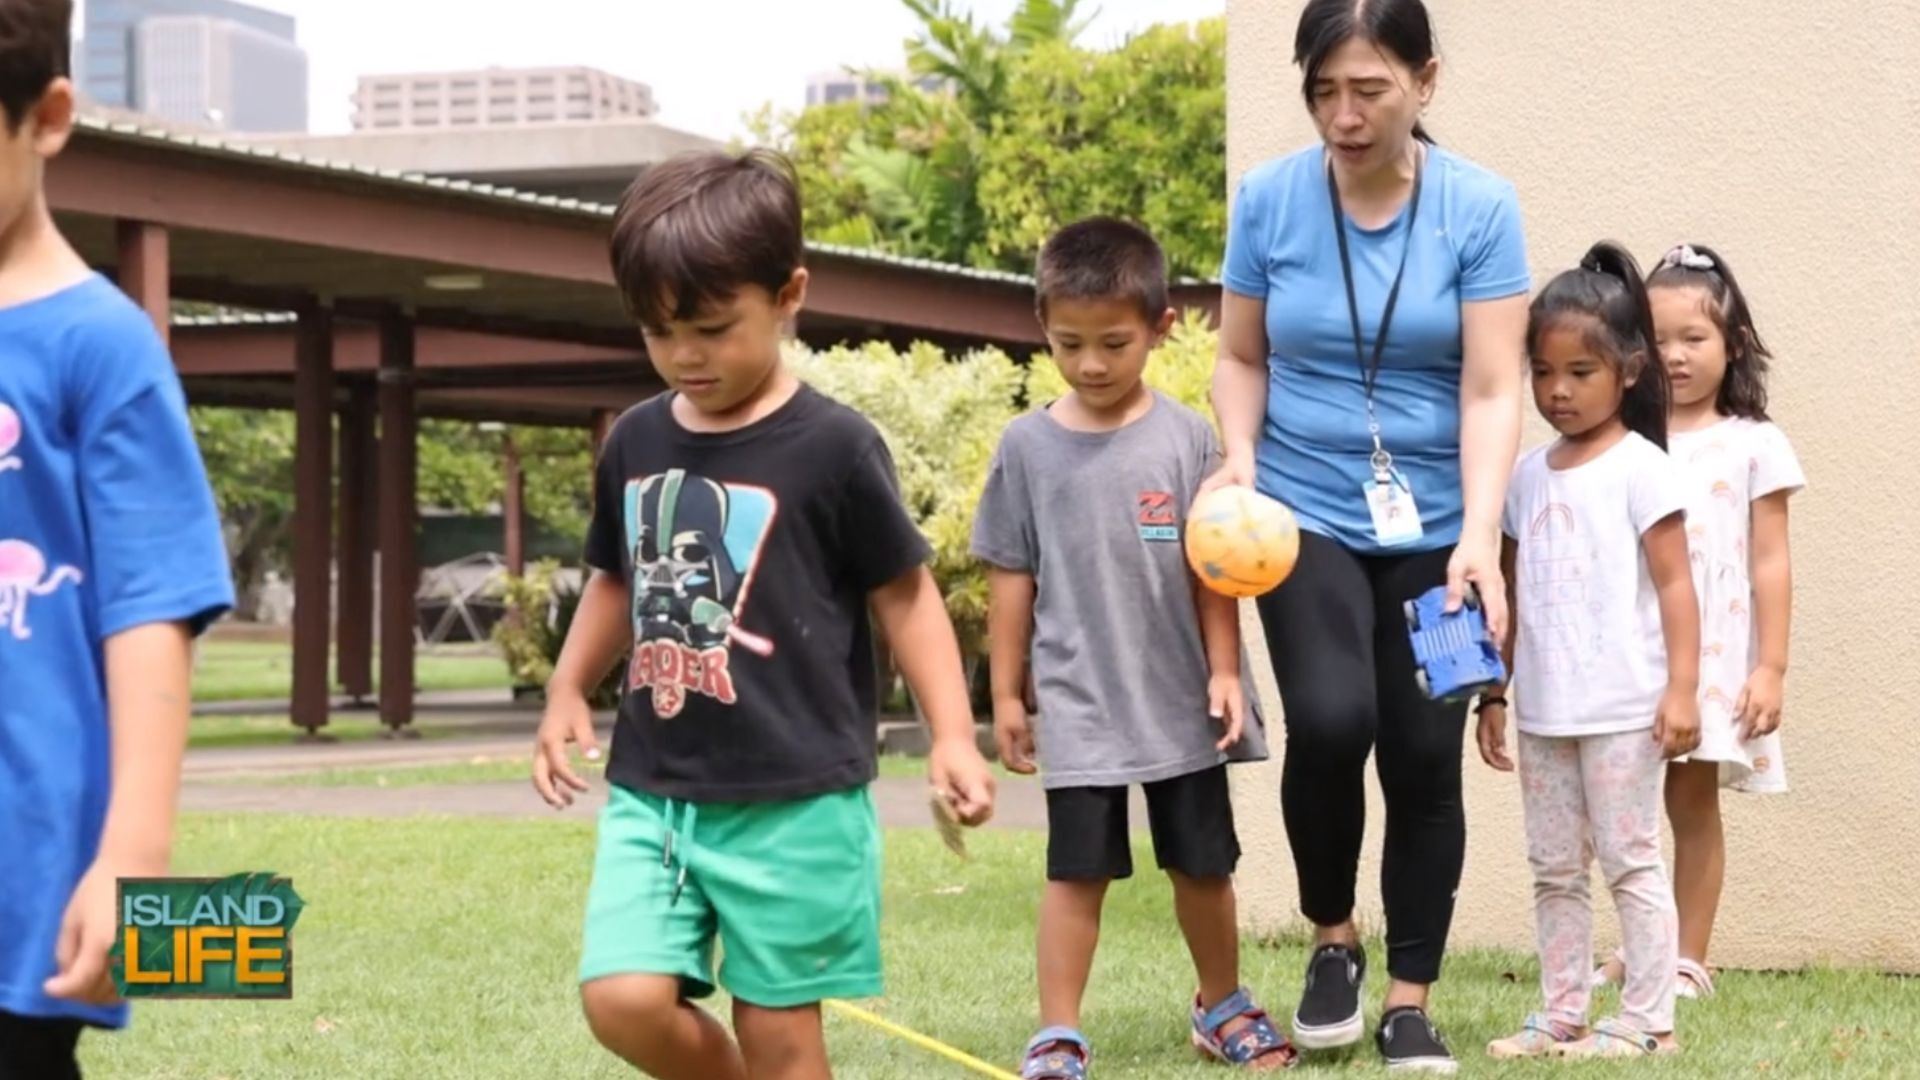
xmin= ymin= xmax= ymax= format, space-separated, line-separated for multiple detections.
xmin=491 ymin=559 xmax=623 ymax=708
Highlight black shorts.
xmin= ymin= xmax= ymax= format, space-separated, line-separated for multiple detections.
xmin=0 ymin=1010 xmax=84 ymax=1080
xmin=1045 ymin=764 xmax=1239 ymax=881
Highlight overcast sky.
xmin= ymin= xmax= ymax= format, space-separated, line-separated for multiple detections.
xmin=76 ymin=0 xmax=1225 ymax=140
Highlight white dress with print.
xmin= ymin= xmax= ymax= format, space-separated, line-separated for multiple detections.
xmin=1668 ymin=418 xmax=1805 ymax=793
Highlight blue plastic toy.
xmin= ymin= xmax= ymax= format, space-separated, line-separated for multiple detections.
xmin=1404 ymin=584 xmax=1506 ymax=702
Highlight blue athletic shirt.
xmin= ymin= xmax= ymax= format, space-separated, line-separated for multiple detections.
xmin=1221 ymin=143 xmax=1531 ymax=553
xmin=0 ymin=274 xmax=233 ymax=1027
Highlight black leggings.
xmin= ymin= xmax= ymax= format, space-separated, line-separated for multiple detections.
xmin=1254 ymin=530 xmax=1468 ymax=985
xmin=0 ymin=1010 xmax=84 ymax=1079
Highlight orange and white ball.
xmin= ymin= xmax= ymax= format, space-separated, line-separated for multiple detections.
xmin=1184 ymin=485 xmax=1300 ymax=599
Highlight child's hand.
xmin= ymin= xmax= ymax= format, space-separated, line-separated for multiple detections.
xmin=1474 ymin=702 xmax=1514 ymax=772
xmin=1208 ymin=672 xmax=1244 ymax=750
xmin=992 ymin=697 xmax=1037 ymax=775
xmin=1737 ymin=665 xmax=1785 ymax=738
xmin=929 ymin=736 xmax=997 ymax=827
xmin=533 ymin=690 xmax=601 ymax=809
xmin=1654 ymin=687 xmax=1702 ymax=759
xmin=44 ymin=852 xmax=159 ymax=1005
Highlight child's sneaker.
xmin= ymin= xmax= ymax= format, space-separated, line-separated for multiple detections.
xmin=1291 ymin=942 xmax=1366 ymax=1049
xmin=1021 ymin=1027 xmax=1090 ymax=1079
xmin=1554 ymin=1017 xmax=1678 ymax=1059
xmin=1190 ymin=987 xmax=1299 ymax=1069
xmin=1375 ymin=1006 xmax=1457 ymax=1073
xmin=1485 ymin=1013 xmax=1582 ymax=1059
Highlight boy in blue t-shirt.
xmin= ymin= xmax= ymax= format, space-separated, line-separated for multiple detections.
xmin=0 ymin=3 xmax=234 ymax=1075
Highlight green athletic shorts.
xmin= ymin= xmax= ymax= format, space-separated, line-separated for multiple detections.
xmin=578 ymin=782 xmax=882 ymax=1008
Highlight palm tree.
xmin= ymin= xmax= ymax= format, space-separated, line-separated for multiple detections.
xmin=842 ymin=0 xmax=1093 ymax=266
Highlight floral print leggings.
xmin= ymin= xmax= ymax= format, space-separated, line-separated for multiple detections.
xmin=1519 ymin=729 xmax=1677 ymax=1035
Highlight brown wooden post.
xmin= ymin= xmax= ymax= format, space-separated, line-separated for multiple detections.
xmin=502 ymin=432 xmax=525 ymax=577
xmin=114 ymin=220 xmax=169 ymax=344
xmin=378 ymin=313 xmax=419 ymax=735
xmin=591 ymin=408 xmax=616 ymax=456
xmin=336 ymin=380 xmax=376 ymax=701
xmin=290 ymin=302 xmax=334 ymax=737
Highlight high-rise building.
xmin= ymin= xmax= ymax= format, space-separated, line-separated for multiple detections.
xmin=805 ymin=68 xmax=951 ymax=109
xmin=81 ymin=0 xmax=306 ymax=132
xmin=351 ymin=66 xmax=658 ymax=131
xmin=134 ymin=14 xmax=306 ymax=132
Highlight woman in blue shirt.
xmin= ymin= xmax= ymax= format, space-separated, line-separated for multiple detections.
xmin=1207 ymin=0 xmax=1529 ymax=1071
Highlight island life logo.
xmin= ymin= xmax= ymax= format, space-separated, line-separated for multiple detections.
xmin=110 ymin=873 xmax=305 ymax=999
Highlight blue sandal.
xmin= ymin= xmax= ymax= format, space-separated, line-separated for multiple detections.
xmin=1191 ymin=988 xmax=1299 ymax=1068
xmin=1021 ymin=1026 xmax=1090 ymax=1079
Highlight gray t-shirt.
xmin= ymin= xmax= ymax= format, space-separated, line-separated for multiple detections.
xmin=970 ymin=392 xmax=1269 ymax=789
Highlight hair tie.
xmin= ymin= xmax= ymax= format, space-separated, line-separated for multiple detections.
xmin=1660 ymin=244 xmax=1715 ymax=272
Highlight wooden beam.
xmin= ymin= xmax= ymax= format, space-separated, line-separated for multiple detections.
xmin=114 ymin=220 xmax=169 ymax=344
xmin=336 ymin=382 xmax=377 ymax=701
xmin=290 ymin=303 xmax=334 ymax=736
xmin=502 ymin=433 xmax=525 ymax=577
xmin=378 ymin=314 xmax=419 ymax=733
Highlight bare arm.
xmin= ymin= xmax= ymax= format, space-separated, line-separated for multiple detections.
xmin=1645 ymin=515 xmax=1701 ymax=694
xmin=1194 ymin=582 xmax=1240 ymax=680
xmin=1645 ymin=514 xmax=1702 ymax=756
xmin=1749 ymin=492 xmax=1792 ymax=678
xmin=1497 ymin=535 xmax=1519 ymax=679
xmin=872 ymin=566 xmax=995 ymax=820
xmin=546 ymin=569 xmax=631 ymax=703
xmin=986 ymin=567 xmax=1035 ymax=712
xmin=43 ymin=620 xmax=195 ymax=1001
xmin=1740 ymin=491 xmax=1794 ymax=735
xmin=1457 ymin=295 xmax=1529 ymax=542
xmin=99 ymin=621 xmax=195 ymax=870
xmin=1210 ymin=291 xmax=1271 ymax=470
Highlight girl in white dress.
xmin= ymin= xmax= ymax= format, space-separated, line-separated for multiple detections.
xmin=1596 ymin=243 xmax=1805 ymax=1000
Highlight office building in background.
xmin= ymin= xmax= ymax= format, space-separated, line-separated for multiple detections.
xmin=81 ymin=0 xmax=306 ymax=132
xmin=351 ymin=66 xmax=658 ymax=131
xmin=805 ymin=68 xmax=951 ymax=108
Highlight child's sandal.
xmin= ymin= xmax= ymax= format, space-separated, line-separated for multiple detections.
xmin=1190 ymin=987 xmax=1299 ymax=1069
xmin=1486 ymin=1013 xmax=1581 ymax=1059
xmin=1554 ymin=1017 xmax=1676 ymax=1059
xmin=1676 ymin=957 xmax=1716 ymax=999
xmin=1021 ymin=1026 xmax=1091 ymax=1080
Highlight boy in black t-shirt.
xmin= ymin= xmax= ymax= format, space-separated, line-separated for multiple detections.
xmin=532 ymin=147 xmax=997 ymax=1080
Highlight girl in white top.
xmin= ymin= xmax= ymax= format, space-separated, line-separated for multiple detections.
xmin=1637 ymin=243 xmax=1804 ymax=1000
xmin=1474 ymin=242 xmax=1702 ymax=1060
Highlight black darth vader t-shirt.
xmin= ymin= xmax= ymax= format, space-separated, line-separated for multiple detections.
xmin=583 ymin=384 xmax=932 ymax=802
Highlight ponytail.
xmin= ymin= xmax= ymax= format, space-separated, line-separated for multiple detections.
xmin=1528 ymin=240 xmax=1670 ymax=449
xmin=1579 ymin=242 xmax=1668 ymax=449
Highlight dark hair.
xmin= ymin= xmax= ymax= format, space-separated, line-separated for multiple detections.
xmin=609 ymin=148 xmax=804 ymax=332
xmin=1034 ymin=216 xmax=1169 ymax=325
xmin=1646 ymin=243 xmax=1771 ymax=421
xmin=1529 ymin=241 xmax=1669 ymax=449
xmin=1294 ymin=0 xmax=1436 ymax=143
xmin=0 ymin=0 xmax=70 ymax=133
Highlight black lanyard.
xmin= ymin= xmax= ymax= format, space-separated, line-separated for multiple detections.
xmin=1328 ymin=151 xmax=1424 ymax=409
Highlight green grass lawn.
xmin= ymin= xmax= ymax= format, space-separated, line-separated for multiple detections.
xmin=80 ymin=815 xmax=1915 ymax=1078
xmin=187 ymin=713 xmax=465 ymax=752
xmin=192 ymin=640 xmax=510 ymax=704
xmin=215 ymin=753 xmax=1019 ymax=787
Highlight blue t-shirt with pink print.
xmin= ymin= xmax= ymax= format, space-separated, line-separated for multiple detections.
xmin=0 ymin=274 xmax=232 ymax=1028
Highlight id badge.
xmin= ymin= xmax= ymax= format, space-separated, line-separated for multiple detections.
xmin=1365 ymin=471 xmax=1424 ymax=547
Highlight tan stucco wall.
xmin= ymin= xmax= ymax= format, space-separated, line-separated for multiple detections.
xmin=1223 ymin=0 xmax=1920 ymax=971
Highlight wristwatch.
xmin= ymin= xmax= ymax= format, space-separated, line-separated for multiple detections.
xmin=1473 ymin=693 xmax=1507 ymax=715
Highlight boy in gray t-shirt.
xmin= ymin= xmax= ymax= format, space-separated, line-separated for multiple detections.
xmin=972 ymin=218 xmax=1298 ymax=1077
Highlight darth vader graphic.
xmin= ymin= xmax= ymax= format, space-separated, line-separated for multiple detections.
xmin=623 ymin=469 xmax=777 ymax=718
